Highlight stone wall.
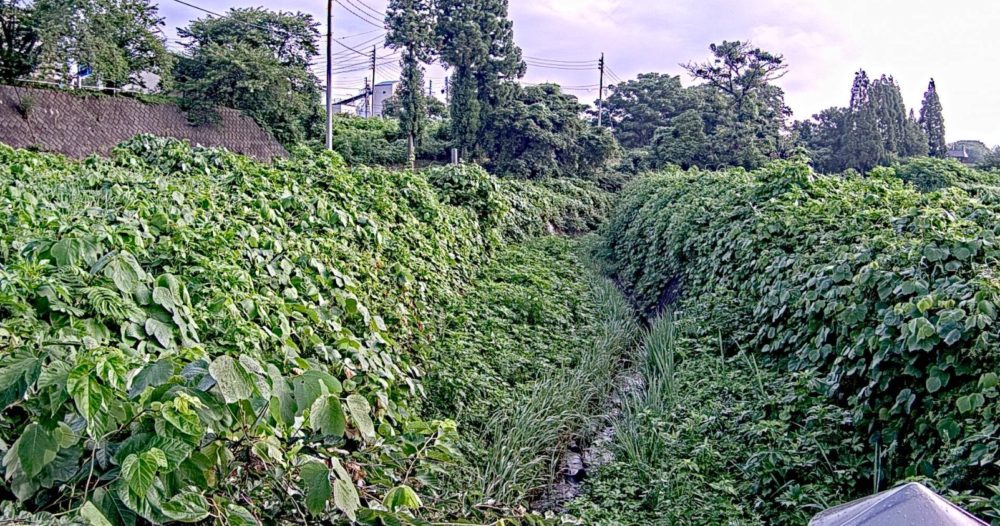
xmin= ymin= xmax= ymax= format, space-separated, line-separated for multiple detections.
xmin=0 ymin=86 xmax=287 ymax=160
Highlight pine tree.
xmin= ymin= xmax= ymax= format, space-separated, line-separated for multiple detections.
xmin=842 ymin=70 xmax=885 ymax=171
xmin=871 ymin=75 xmax=907 ymax=155
xmin=920 ymin=78 xmax=947 ymax=158
xmin=435 ymin=0 xmax=524 ymax=160
xmin=386 ymin=0 xmax=435 ymax=168
xmin=901 ymin=109 xmax=929 ymax=157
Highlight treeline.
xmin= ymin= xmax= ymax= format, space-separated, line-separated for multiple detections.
xmin=792 ymin=71 xmax=947 ymax=173
xmin=599 ymin=42 xmax=791 ymax=172
xmin=2 ymin=0 xmax=986 ymax=178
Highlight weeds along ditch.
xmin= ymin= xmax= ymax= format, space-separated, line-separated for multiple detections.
xmin=421 ymin=236 xmax=640 ymax=521
xmin=585 ymin=157 xmax=1000 ymax=524
xmin=0 ymin=136 xmax=614 ymax=525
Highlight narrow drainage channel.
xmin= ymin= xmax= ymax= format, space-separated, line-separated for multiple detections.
xmin=532 ymin=370 xmax=645 ymax=513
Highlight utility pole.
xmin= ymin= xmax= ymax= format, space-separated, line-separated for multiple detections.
xmin=428 ymin=80 xmax=433 ymax=98
xmin=370 ymin=46 xmax=377 ymax=117
xmin=364 ymin=77 xmax=370 ymax=118
xmin=597 ymin=52 xmax=605 ymax=127
xmin=324 ymin=0 xmax=333 ymax=150
xmin=444 ymin=76 xmax=450 ymax=104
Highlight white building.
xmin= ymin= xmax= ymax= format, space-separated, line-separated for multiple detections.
xmin=370 ymin=81 xmax=397 ymax=117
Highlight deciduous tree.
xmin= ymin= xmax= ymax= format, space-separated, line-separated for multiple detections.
xmin=173 ymin=8 xmax=321 ymax=145
xmin=31 ymin=0 xmax=172 ymax=88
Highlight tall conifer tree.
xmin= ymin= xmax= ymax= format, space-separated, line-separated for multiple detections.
xmin=842 ymin=70 xmax=885 ymax=171
xmin=920 ymin=78 xmax=947 ymax=158
xmin=435 ymin=0 xmax=524 ymax=160
xmin=386 ymin=0 xmax=435 ymax=168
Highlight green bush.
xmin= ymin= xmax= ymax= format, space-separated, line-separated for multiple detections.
xmin=0 ymin=136 xmax=609 ymax=525
xmin=893 ymin=157 xmax=1000 ymax=192
xmin=426 ymin=163 xmax=507 ymax=227
xmin=600 ymin=160 xmax=1000 ymax=522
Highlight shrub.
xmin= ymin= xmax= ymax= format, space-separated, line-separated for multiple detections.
xmin=600 ymin=159 xmax=1000 ymax=521
xmin=0 ymin=136 xmax=608 ymax=525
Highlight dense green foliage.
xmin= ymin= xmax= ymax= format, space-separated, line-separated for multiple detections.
xmin=794 ymin=70 xmax=931 ymax=173
xmin=598 ymin=159 xmax=1000 ymax=523
xmin=29 ymin=0 xmax=172 ymax=89
xmin=326 ymin=115 xmax=451 ymax=167
xmin=424 ymin=237 xmax=638 ymax=519
xmin=485 ymin=84 xmax=619 ymax=180
xmin=173 ymin=8 xmax=322 ymax=145
xmin=601 ymin=42 xmax=791 ymax=172
xmin=0 ymin=0 xmax=40 ymax=84
xmin=0 ymin=137 xmax=610 ymax=525
xmin=570 ymin=316 xmax=859 ymax=525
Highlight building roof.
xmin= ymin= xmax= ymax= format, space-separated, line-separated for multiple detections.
xmin=948 ymin=146 xmax=969 ymax=158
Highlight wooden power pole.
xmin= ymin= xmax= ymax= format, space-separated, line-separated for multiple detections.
xmin=325 ymin=0 xmax=333 ymax=150
xmin=597 ymin=53 xmax=605 ymax=127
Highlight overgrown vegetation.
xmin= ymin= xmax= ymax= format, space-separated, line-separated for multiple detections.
xmin=595 ymin=156 xmax=1000 ymax=524
xmin=0 ymin=136 xmax=611 ymax=525
xmin=423 ymin=236 xmax=639 ymax=520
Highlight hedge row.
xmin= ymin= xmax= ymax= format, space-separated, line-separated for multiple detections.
xmin=600 ymin=158 xmax=1000 ymax=521
xmin=0 ymin=136 xmax=609 ymax=525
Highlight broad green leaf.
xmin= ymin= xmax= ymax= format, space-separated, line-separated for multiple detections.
xmin=121 ymin=450 xmax=160 ymax=497
xmin=938 ymin=418 xmax=961 ymax=441
xmin=293 ymin=370 xmax=342 ymax=415
xmin=145 ymin=318 xmax=175 ymax=349
xmin=104 ymin=251 xmax=144 ymax=295
xmin=980 ymin=372 xmax=999 ymax=389
xmin=128 ymin=360 xmax=175 ymax=398
xmin=333 ymin=478 xmax=359 ymax=522
xmin=346 ymin=394 xmax=375 ymax=439
xmin=161 ymin=491 xmax=211 ymax=522
xmin=310 ymin=395 xmax=346 ymax=437
xmin=300 ymin=462 xmax=331 ymax=516
xmin=383 ymin=485 xmax=422 ymax=512
xmin=926 ymin=376 xmax=942 ymax=394
xmin=220 ymin=501 xmax=260 ymax=526
xmin=209 ymin=355 xmax=254 ymax=403
xmin=80 ymin=501 xmax=114 ymax=526
xmin=0 ymin=349 xmax=40 ymax=391
xmin=16 ymin=423 xmax=58 ymax=478
xmin=67 ymin=365 xmax=111 ymax=438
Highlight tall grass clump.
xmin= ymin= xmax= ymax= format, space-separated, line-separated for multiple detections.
xmin=611 ymin=312 xmax=678 ymax=476
xmin=476 ymin=277 xmax=639 ymax=506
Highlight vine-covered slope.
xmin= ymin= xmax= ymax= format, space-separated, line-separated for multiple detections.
xmin=598 ymin=158 xmax=1000 ymax=523
xmin=0 ymin=136 xmax=610 ymax=525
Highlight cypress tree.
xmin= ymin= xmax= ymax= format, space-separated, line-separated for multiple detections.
xmin=920 ymin=78 xmax=947 ymax=157
xmin=386 ymin=0 xmax=435 ymax=168
xmin=901 ymin=108 xmax=929 ymax=157
xmin=435 ymin=0 xmax=524 ymax=160
xmin=842 ymin=70 xmax=885 ymax=171
xmin=871 ymin=75 xmax=907 ymax=155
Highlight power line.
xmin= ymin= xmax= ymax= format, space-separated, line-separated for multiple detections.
xmin=344 ymin=0 xmax=385 ymax=19
xmin=525 ymin=62 xmax=598 ymax=71
xmin=333 ymin=0 xmax=384 ymax=28
xmin=524 ymin=55 xmax=597 ymax=65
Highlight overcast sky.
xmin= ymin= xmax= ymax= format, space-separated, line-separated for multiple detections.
xmin=159 ymin=0 xmax=1000 ymax=146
